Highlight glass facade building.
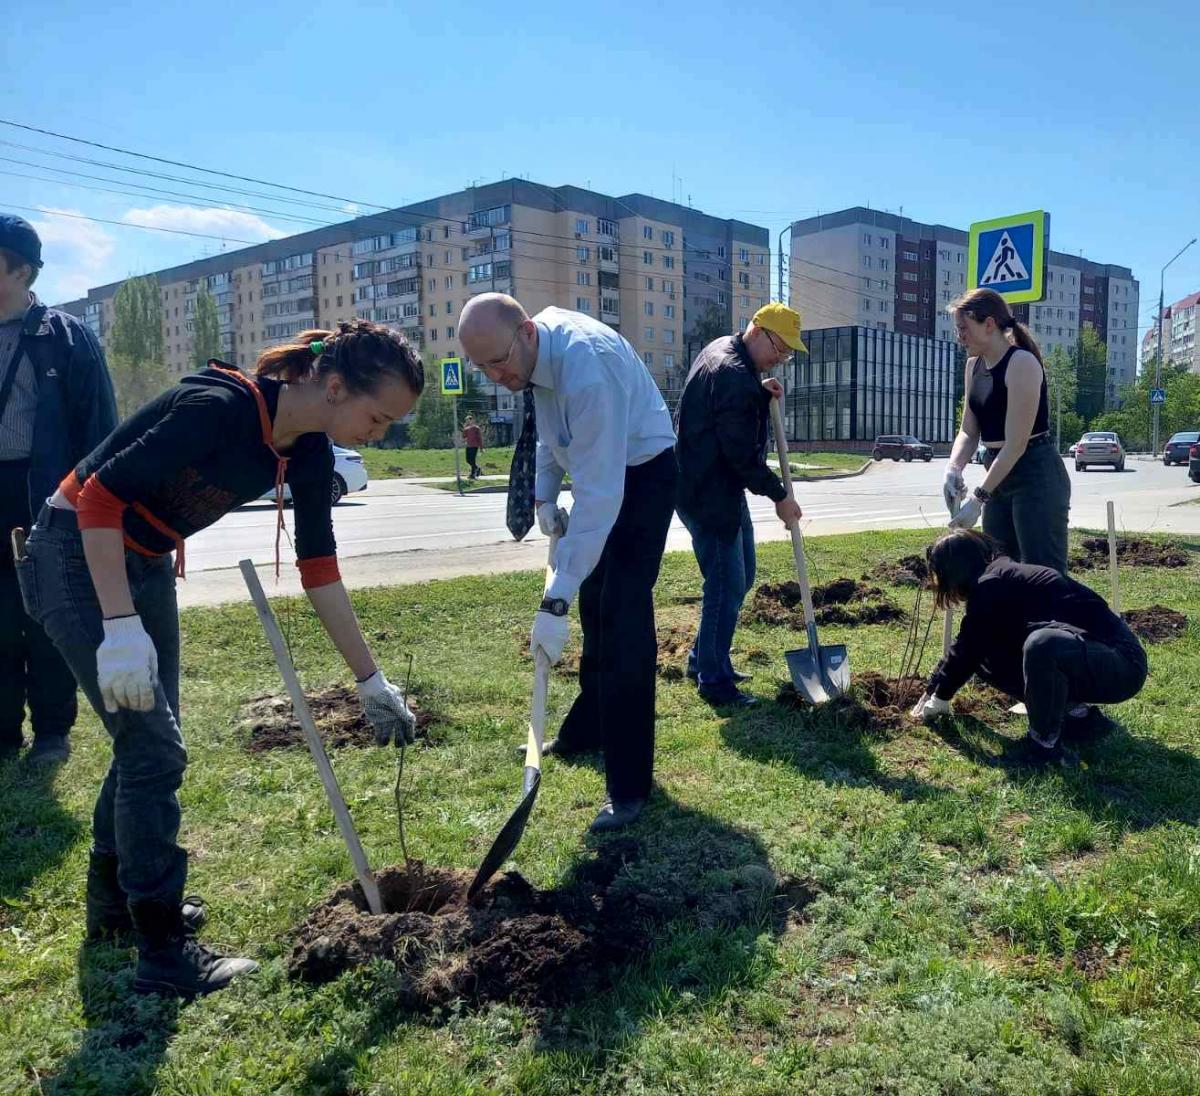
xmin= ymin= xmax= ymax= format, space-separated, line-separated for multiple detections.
xmin=782 ymin=326 xmax=965 ymax=445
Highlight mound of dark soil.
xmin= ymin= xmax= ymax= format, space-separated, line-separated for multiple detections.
xmin=1072 ymin=536 xmax=1189 ymax=572
xmin=1122 ymin=605 xmax=1188 ymax=644
xmin=870 ymin=555 xmax=930 ymax=588
xmin=749 ymin=579 xmax=905 ymax=627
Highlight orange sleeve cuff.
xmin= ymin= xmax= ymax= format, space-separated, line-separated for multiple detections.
xmin=297 ymin=555 xmax=341 ymax=590
xmin=58 ymin=470 xmax=84 ymax=508
xmin=75 ymin=474 xmax=129 ymax=530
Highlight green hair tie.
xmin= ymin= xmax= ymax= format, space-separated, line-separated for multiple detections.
xmin=309 ymin=339 xmax=325 ymax=356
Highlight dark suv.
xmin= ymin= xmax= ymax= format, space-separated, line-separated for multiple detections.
xmin=872 ymin=434 xmax=933 ymax=462
xmin=1190 ymin=443 xmax=1200 ymax=483
xmin=1164 ymin=431 xmax=1200 ymax=466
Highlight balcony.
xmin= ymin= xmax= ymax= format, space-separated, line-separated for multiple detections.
xmin=601 ymin=305 xmax=620 ymax=324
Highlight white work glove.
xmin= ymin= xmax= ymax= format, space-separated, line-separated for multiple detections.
xmin=949 ymin=495 xmax=982 ymax=530
xmin=356 ymin=670 xmax=417 ymax=745
xmin=943 ymin=467 xmax=967 ymax=514
xmin=530 ymin=609 xmax=569 ymax=666
xmin=97 ymin=616 xmax=159 ymax=714
xmin=909 ymin=693 xmax=952 ymax=722
xmin=536 ymin=502 xmax=569 ymax=538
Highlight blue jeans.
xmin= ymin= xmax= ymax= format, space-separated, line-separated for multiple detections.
xmin=17 ymin=505 xmax=187 ymax=904
xmin=680 ymin=500 xmax=756 ymax=693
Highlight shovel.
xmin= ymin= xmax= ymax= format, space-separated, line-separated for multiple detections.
xmin=468 ymin=531 xmax=559 ymax=900
xmin=943 ymin=499 xmax=958 ymax=658
xmin=769 ymin=400 xmax=850 ymax=703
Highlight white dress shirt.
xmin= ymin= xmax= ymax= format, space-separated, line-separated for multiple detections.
xmin=530 ymin=307 xmax=675 ymax=602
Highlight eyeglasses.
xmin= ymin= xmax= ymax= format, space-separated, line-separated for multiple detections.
xmin=764 ymin=329 xmax=793 ymax=359
xmin=478 ymin=326 xmax=522 ymax=375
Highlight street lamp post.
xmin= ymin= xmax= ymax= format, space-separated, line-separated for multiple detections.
xmin=1153 ymin=237 xmax=1198 ymax=456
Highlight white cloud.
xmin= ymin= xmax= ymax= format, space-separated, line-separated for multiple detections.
xmin=123 ymin=204 xmax=288 ymax=243
xmin=29 ymin=207 xmax=117 ymax=302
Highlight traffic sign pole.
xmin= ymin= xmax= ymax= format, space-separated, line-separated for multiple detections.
xmin=453 ymin=396 xmax=463 ymax=496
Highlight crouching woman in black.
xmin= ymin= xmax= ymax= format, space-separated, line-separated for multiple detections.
xmin=911 ymin=529 xmax=1148 ymax=763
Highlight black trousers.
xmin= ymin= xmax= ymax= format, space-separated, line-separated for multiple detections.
xmin=0 ymin=460 xmax=77 ymax=748
xmin=977 ymin=621 xmax=1147 ymax=748
xmin=465 ymin=446 xmax=480 ymax=477
xmin=556 ymin=448 xmax=677 ymax=802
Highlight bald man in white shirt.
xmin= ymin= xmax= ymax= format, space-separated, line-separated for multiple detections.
xmin=460 ymin=294 xmax=677 ymax=832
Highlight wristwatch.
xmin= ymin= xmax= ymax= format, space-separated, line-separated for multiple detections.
xmin=539 ymin=596 xmax=569 ymax=617
xmin=974 ymin=486 xmax=992 ymax=504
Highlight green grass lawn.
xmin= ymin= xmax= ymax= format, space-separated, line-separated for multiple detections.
xmin=3 ymin=529 xmax=1200 ymax=1094
xmin=359 ymin=446 xmax=515 ymax=480
xmin=426 ymin=478 xmax=509 ymax=493
xmin=769 ymin=451 xmax=870 ymax=479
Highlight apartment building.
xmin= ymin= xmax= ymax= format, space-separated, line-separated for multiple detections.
xmin=62 ymin=179 xmax=768 ymax=402
xmin=1141 ymin=291 xmax=1200 ymax=374
xmin=789 ymin=208 xmax=1139 ymax=407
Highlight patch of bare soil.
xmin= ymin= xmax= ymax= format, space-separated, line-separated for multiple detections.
xmin=749 ymin=579 xmax=904 ymax=628
xmin=1122 ymin=606 xmax=1188 ymax=644
xmin=1071 ymin=536 xmax=1189 ymax=571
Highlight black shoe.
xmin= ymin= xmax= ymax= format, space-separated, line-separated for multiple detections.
xmin=27 ymin=735 xmax=69 ymax=765
xmin=699 ymin=687 xmax=759 ymax=710
xmin=589 ymin=798 xmax=647 ymax=833
xmin=86 ymin=851 xmax=207 ymax=942
xmin=1008 ymin=734 xmax=1078 ymax=770
xmin=1062 ymin=706 xmax=1115 ymax=744
xmin=131 ymin=899 xmax=256 ymax=997
xmin=687 ymin=667 xmax=751 ymax=683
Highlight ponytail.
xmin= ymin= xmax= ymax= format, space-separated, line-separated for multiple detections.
xmin=255 ymin=318 xmax=424 ymax=395
xmin=1006 ymin=317 xmax=1044 ymax=366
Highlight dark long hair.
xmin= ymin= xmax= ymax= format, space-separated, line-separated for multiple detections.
xmin=255 ymin=318 xmax=424 ymax=396
xmin=926 ymin=528 xmax=1001 ymax=609
xmin=949 ymin=287 xmax=1044 ymax=366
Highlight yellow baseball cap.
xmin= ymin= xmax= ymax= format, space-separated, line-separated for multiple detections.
xmin=752 ymin=302 xmax=806 ymax=352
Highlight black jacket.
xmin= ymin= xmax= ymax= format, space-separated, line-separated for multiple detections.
xmin=928 ymin=558 xmax=1146 ymax=699
xmin=18 ymin=299 xmax=117 ymax=516
xmin=674 ymin=334 xmax=785 ymax=537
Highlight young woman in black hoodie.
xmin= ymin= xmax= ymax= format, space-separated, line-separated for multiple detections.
xmin=911 ymin=529 xmax=1148 ymax=763
xmin=16 ymin=319 xmax=423 ymax=996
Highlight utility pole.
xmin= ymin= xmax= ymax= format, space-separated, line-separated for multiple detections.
xmin=777 ymin=225 xmax=789 ymax=307
xmin=1153 ymin=237 xmax=1197 ymax=456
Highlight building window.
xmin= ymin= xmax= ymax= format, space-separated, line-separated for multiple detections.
xmin=643 ymin=250 xmax=653 ymax=265
xmin=903 ymin=272 xmax=918 ymax=283
xmin=881 ymin=258 xmax=891 ymax=271
xmin=576 ymin=297 xmax=591 ymax=312
xmin=717 ymin=245 xmax=726 ymax=259
xmin=577 ymin=246 xmax=589 ymax=262
xmin=445 ymin=276 xmax=453 ymax=290
xmin=645 ymin=277 xmax=654 ymax=291
xmin=645 ymin=327 xmax=654 ymax=341
xmin=881 ymin=238 xmax=890 ymax=249
xmin=863 ymin=233 xmax=872 ymax=245
xmin=903 ymin=250 xmax=918 ymax=261
xmin=862 ymin=299 xmax=871 ymax=311
xmin=431 ymin=329 xmax=438 ymax=341
xmin=663 ymin=279 xmax=675 ymax=293
xmin=863 ymin=256 xmax=873 ymax=268
xmin=644 ymin=301 xmax=654 ymax=316
xmin=663 ymin=353 xmax=675 ymax=369
xmin=663 ymin=255 xmax=675 ymax=269
xmin=662 ymin=230 xmax=675 ymax=246
xmin=576 ymin=218 xmax=590 ymax=235
xmin=643 ymin=225 xmax=653 ymax=240
xmin=663 ymin=329 xmax=675 ymax=345
xmin=739 ymin=248 xmax=750 ymax=263
xmin=577 ymin=271 xmax=591 ymax=286
xmin=664 ymin=304 xmax=675 ymax=319
xmin=445 ymin=301 xmax=453 ymax=315
xmin=903 ymin=292 xmax=918 ymax=302
xmin=902 ymin=312 xmax=918 ymax=322
xmin=644 ymin=351 xmax=654 ymax=366
xmin=598 ymin=218 xmax=616 ymax=236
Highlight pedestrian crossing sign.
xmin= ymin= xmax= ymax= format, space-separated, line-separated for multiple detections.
xmin=968 ymin=210 xmax=1048 ymax=305
xmin=440 ymin=356 xmax=464 ymax=396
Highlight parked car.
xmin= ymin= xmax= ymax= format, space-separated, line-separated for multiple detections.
xmin=1074 ymin=431 xmax=1126 ymax=472
xmin=259 ymin=444 xmax=369 ymax=505
xmin=1163 ymin=431 xmax=1200 ymax=466
xmin=872 ymin=434 xmax=933 ymax=462
xmin=1190 ymin=443 xmax=1200 ymax=483
xmin=1067 ymin=442 xmax=1079 ymax=459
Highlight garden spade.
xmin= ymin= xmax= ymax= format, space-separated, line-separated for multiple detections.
xmin=769 ymin=399 xmax=849 ymax=703
xmin=468 ymin=532 xmax=559 ymax=900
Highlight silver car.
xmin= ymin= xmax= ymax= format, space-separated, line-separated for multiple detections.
xmin=1074 ymin=431 xmax=1126 ymax=472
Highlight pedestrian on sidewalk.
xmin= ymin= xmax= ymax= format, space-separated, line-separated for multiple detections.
xmin=0 ymin=214 xmax=117 ymax=766
xmin=462 ymin=414 xmax=483 ymax=479
xmin=15 ymin=320 xmax=423 ymax=997
xmin=674 ymin=304 xmax=804 ymax=708
xmin=911 ymin=529 xmax=1147 ymax=765
xmin=941 ymin=288 xmax=1070 ymax=572
xmin=459 ymin=293 xmax=676 ymax=834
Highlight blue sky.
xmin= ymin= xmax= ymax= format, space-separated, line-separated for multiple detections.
xmin=4 ymin=0 xmax=1198 ymax=342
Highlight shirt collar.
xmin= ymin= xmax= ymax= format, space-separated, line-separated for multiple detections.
xmin=529 ymin=320 xmax=554 ymax=390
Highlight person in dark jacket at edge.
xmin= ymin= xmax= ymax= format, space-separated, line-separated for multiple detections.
xmin=16 ymin=319 xmax=423 ymax=997
xmin=675 ymin=303 xmax=805 ymax=708
xmin=911 ymin=529 xmax=1148 ymax=765
xmin=0 ymin=214 xmax=117 ymax=766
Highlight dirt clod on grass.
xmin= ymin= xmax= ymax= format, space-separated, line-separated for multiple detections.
xmin=287 ymin=845 xmax=814 ymax=1011
xmin=1071 ymin=536 xmax=1190 ymax=571
xmin=870 ymin=555 xmax=930 ymax=588
xmin=1122 ymin=605 xmax=1188 ymax=644
xmin=775 ymin=671 xmax=1017 ymax=731
xmin=241 ymin=685 xmax=439 ymax=752
xmin=749 ymin=579 xmax=905 ymax=628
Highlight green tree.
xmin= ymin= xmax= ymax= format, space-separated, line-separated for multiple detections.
xmin=689 ymin=301 xmax=730 ymax=348
xmin=191 ymin=283 xmax=223 ymax=369
xmin=407 ymin=352 xmax=457 ymax=448
xmin=1073 ymin=323 xmax=1108 ymax=424
xmin=108 ymin=274 xmax=169 ymax=418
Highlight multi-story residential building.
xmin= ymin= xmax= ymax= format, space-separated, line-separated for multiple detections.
xmin=788 ymin=208 xmax=1139 ymax=407
xmin=1141 ymin=291 xmax=1200 ymax=375
xmin=64 ymin=180 xmax=768 ymax=406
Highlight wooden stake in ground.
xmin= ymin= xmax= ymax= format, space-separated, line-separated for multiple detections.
xmin=1107 ymin=500 xmax=1120 ymax=613
xmin=239 ymin=560 xmax=384 ymax=915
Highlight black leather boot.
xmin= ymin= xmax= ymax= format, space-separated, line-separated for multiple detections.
xmin=131 ymin=899 xmax=257 ymax=997
xmin=86 ymin=851 xmax=207 ymax=942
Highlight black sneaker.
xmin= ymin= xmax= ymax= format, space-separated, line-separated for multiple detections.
xmin=1062 ymin=706 xmax=1115 ymax=744
xmin=699 ymin=687 xmax=759 ymax=710
xmin=27 ymin=735 xmax=70 ymax=766
xmin=1008 ymin=734 xmax=1078 ymax=770
xmin=687 ymin=667 xmax=752 ymax=683
xmin=589 ymin=798 xmax=647 ymax=833
xmin=131 ymin=900 xmax=256 ymax=998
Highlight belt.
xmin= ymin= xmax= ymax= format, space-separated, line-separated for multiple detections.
xmin=37 ymin=503 xmax=80 ymax=531
xmin=982 ymin=432 xmax=1052 ymax=449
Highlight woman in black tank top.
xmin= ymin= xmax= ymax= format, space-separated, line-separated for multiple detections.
xmin=942 ymin=289 xmax=1070 ymax=572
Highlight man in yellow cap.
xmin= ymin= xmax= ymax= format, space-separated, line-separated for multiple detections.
xmin=674 ymin=303 xmax=804 ymax=707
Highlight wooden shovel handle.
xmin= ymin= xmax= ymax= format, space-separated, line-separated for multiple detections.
xmin=768 ymin=399 xmax=819 ymax=630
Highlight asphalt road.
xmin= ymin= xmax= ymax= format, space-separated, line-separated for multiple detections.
xmin=176 ymin=455 xmax=1200 ymax=607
